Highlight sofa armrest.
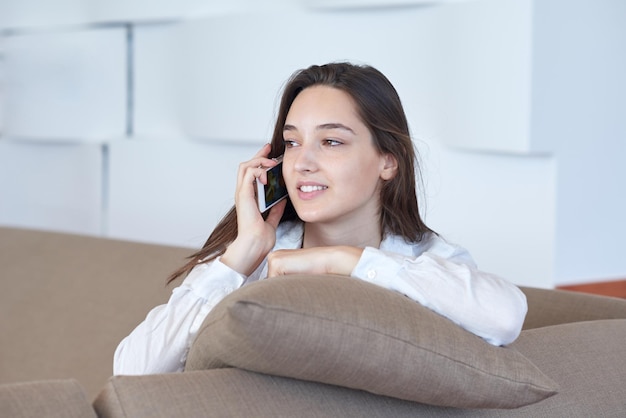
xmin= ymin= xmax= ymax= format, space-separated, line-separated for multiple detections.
xmin=520 ymin=286 xmax=626 ymax=329
xmin=0 ymin=379 xmax=96 ymax=418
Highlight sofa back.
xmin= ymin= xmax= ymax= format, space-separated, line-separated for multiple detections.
xmin=0 ymin=227 xmax=191 ymax=400
xmin=520 ymin=285 xmax=626 ymax=329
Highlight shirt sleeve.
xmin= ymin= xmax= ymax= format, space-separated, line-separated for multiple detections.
xmin=351 ymin=237 xmax=527 ymax=346
xmin=113 ymin=258 xmax=245 ymax=375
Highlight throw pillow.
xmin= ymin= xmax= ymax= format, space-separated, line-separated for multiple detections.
xmin=185 ymin=274 xmax=558 ymax=409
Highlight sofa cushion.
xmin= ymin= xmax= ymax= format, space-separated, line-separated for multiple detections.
xmin=506 ymin=318 xmax=626 ymax=414
xmin=94 ymin=369 xmax=427 ymax=418
xmin=186 ymin=274 xmax=558 ymax=409
xmin=0 ymin=379 xmax=96 ymax=418
xmin=97 ymin=320 xmax=626 ymax=417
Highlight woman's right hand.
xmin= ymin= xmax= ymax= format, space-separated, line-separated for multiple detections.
xmin=221 ymin=143 xmax=287 ymax=276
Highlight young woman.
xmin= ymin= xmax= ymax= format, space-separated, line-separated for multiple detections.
xmin=114 ymin=62 xmax=527 ymax=375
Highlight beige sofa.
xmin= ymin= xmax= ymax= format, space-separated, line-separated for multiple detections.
xmin=2 ymin=226 xmax=626 ymax=417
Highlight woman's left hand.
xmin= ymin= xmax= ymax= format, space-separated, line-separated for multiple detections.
xmin=266 ymin=246 xmax=364 ymax=278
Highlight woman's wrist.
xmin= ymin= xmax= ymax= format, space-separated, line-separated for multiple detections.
xmin=328 ymin=246 xmax=364 ymax=276
xmin=221 ymin=236 xmax=270 ymax=276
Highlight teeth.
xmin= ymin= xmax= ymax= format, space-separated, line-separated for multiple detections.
xmin=299 ymin=185 xmax=327 ymax=193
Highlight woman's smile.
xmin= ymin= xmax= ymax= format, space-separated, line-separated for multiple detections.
xmin=299 ymin=184 xmax=327 ymax=193
xmin=297 ymin=181 xmax=328 ymax=199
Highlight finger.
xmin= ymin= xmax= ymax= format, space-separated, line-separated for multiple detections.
xmin=237 ymin=144 xmax=270 ymax=180
xmin=234 ymin=144 xmax=280 ymax=216
xmin=266 ymin=249 xmax=295 ymax=278
xmin=250 ymin=143 xmax=278 ymax=170
xmin=265 ymin=199 xmax=287 ymax=228
xmin=266 ymin=252 xmax=280 ymax=278
xmin=235 ymin=160 xmax=272 ymax=204
xmin=235 ymin=166 xmax=258 ymax=204
xmin=237 ymin=156 xmax=278 ymax=190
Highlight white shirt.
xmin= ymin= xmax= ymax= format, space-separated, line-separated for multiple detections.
xmin=114 ymin=221 xmax=527 ymax=375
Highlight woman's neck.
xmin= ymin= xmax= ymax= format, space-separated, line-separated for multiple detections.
xmin=302 ymin=221 xmax=382 ymax=249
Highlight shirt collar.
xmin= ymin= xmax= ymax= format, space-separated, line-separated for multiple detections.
xmin=274 ymin=221 xmax=414 ymax=256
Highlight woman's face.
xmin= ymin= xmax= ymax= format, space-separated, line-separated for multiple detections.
xmin=282 ymin=85 xmax=396 ymax=229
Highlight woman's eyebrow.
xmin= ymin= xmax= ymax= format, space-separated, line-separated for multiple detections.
xmin=316 ymin=123 xmax=355 ymax=134
xmin=282 ymin=123 xmax=355 ymax=134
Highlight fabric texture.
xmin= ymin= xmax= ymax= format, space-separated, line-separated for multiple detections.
xmin=506 ymin=319 xmax=626 ymax=415
xmin=519 ymin=286 xmax=626 ymax=330
xmin=0 ymin=227 xmax=189 ymax=399
xmin=185 ymin=274 xmax=557 ymax=409
xmin=0 ymin=379 xmax=96 ymax=418
xmin=96 ymin=320 xmax=626 ymax=417
xmin=95 ymin=369 xmax=428 ymax=418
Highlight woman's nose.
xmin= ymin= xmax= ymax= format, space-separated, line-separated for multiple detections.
xmin=293 ymin=143 xmax=318 ymax=173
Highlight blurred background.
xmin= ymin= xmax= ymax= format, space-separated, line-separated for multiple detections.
xmin=0 ymin=0 xmax=624 ymax=290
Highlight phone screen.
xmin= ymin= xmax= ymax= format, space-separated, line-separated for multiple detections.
xmin=262 ymin=161 xmax=288 ymax=211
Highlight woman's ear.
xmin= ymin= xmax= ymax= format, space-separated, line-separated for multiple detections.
xmin=380 ymin=153 xmax=399 ymax=181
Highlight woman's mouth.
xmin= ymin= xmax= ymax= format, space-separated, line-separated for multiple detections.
xmin=299 ymin=185 xmax=328 ymax=193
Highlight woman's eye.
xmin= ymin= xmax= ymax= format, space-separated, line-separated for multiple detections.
xmin=283 ymin=139 xmax=299 ymax=148
xmin=324 ymin=139 xmax=343 ymax=146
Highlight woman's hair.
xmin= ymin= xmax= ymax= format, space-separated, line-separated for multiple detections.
xmin=167 ymin=62 xmax=432 ymax=283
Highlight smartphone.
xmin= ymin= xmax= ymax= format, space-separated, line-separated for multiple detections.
xmin=257 ymin=156 xmax=288 ymax=213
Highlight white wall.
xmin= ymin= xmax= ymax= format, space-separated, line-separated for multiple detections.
xmin=0 ymin=36 xmax=5 ymax=133
xmin=531 ymin=0 xmax=626 ymax=285
xmin=106 ymin=138 xmax=261 ymax=248
xmin=2 ymin=27 xmax=127 ymax=141
xmin=0 ymin=0 xmax=624 ymax=288
xmin=0 ymin=140 xmax=103 ymax=235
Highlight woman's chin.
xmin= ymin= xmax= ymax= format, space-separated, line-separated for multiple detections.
xmin=292 ymin=206 xmax=329 ymax=224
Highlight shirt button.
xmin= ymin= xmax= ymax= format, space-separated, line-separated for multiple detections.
xmin=367 ymin=269 xmax=377 ymax=280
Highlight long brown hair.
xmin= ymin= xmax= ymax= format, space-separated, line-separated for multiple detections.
xmin=168 ymin=62 xmax=433 ymax=283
